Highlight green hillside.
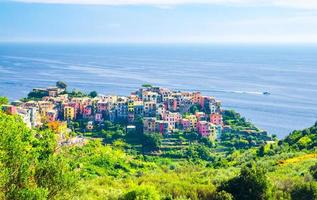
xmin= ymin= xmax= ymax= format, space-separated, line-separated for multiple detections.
xmin=0 ymin=107 xmax=317 ymax=200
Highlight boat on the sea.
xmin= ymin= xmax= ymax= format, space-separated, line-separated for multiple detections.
xmin=263 ymin=92 xmax=271 ymax=95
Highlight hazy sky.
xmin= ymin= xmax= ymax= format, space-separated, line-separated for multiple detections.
xmin=1 ymin=0 xmax=317 ymax=43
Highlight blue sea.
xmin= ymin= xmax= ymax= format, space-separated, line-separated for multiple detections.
xmin=1 ymin=43 xmax=317 ymax=138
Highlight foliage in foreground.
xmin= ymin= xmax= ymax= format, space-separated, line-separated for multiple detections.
xmin=0 ymin=111 xmax=77 ymax=200
xmin=1 ymin=110 xmax=317 ymax=200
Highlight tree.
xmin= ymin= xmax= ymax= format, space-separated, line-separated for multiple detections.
xmin=142 ymin=84 xmax=153 ymax=88
xmin=220 ymin=166 xmax=271 ymax=200
xmin=213 ymin=191 xmax=233 ymax=200
xmin=291 ymin=183 xmax=317 ymax=200
xmin=0 ymin=112 xmax=42 ymax=199
xmin=189 ymin=104 xmax=202 ymax=114
xmin=184 ymin=131 xmax=199 ymax=144
xmin=199 ymin=137 xmax=213 ymax=148
xmin=89 ymin=91 xmax=98 ymax=98
xmin=122 ymin=185 xmax=160 ymax=200
xmin=0 ymin=96 xmax=9 ymax=106
xmin=27 ymin=90 xmax=48 ymax=99
xmin=69 ymin=89 xmax=87 ymax=98
xmin=56 ymin=81 xmax=67 ymax=89
xmin=35 ymin=156 xmax=77 ymax=199
xmin=310 ymin=163 xmax=317 ymax=181
xmin=258 ymin=144 xmax=271 ymax=157
xmin=0 ymin=112 xmax=77 ymax=199
xmin=142 ymin=133 xmax=162 ymax=152
xmin=185 ymin=145 xmax=214 ymax=161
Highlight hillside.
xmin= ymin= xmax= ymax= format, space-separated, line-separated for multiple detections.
xmin=283 ymin=122 xmax=317 ymax=150
xmin=1 ymin=96 xmax=317 ymax=200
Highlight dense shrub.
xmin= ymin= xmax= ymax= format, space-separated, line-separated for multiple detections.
xmin=220 ymin=166 xmax=271 ymax=200
xmin=290 ymin=183 xmax=317 ymax=200
xmin=310 ymin=163 xmax=317 ymax=181
xmin=122 ymin=186 xmax=160 ymax=200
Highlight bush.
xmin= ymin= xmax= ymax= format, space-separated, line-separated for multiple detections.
xmin=142 ymin=133 xmax=162 ymax=152
xmin=291 ymin=183 xmax=317 ymax=200
xmin=0 ymin=112 xmax=77 ymax=199
xmin=89 ymin=91 xmax=98 ymax=98
xmin=213 ymin=191 xmax=233 ymax=200
xmin=0 ymin=96 xmax=9 ymax=106
xmin=220 ymin=166 xmax=271 ymax=200
xmin=122 ymin=185 xmax=160 ymax=200
xmin=310 ymin=163 xmax=317 ymax=180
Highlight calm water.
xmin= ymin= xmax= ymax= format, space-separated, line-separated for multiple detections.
xmin=1 ymin=43 xmax=317 ymax=138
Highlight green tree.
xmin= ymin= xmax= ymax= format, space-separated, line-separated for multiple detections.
xmin=0 ymin=111 xmax=77 ymax=199
xmin=310 ymin=163 xmax=317 ymax=181
xmin=69 ymin=89 xmax=87 ymax=98
xmin=89 ymin=91 xmax=98 ymax=98
xmin=56 ymin=81 xmax=67 ymax=89
xmin=189 ymin=104 xmax=202 ymax=114
xmin=258 ymin=144 xmax=271 ymax=157
xmin=184 ymin=131 xmax=199 ymax=144
xmin=0 ymin=96 xmax=9 ymax=106
xmin=27 ymin=90 xmax=48 ymax=100
xmin=185 ymin=145 xmax=214 ymax=161
xmin=0 ymin=112 xmax=42 ymax=199
xmin=35 ymin=156 xmax=77 ymax=199
xmin=142 ymin=133 xmax=162 ymax=152
xmin=291 ymin=183 xmax=317 ymax=200
xmin=220 ymin=166 xmax=271 ymax=200
xmin=141 ymin=84 xmax=153 ymax=88
xmin=213 ymin=191 xmax=233 ymax=200
xmin=122 ymin=185 xmax=160 ymax=200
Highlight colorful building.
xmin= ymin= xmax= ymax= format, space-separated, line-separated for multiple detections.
xmin=180 ymin=119 xmax=191 ymax=131
xmin=155 ymin=120 xmax=169 ymax=134
xmin=95 ymin=113 xmax=103 ymax=122
xmin=83 ymin=105 xmax=93 ymax=118
xmin=64 ymin=106 xmax=75 ymax=120
xmin=210 ymin=113 xmax=223 ymax=125
xmin=196 ymin=121 xmax=210 ymax=137
xmin=185 ymin=114 xmax=198 ymax=129
xmin=46 ymin=110 xmax=57 ymax=122
xmin=144 ymin=117 xmax=157 ymax=133
xmin=1 ymin=105 xmax=17 ymax=115
xmin=195 ymin=111 xmax=207 ymax=121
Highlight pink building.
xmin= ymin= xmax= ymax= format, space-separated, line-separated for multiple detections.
xmin=172 ymin=99 xmax=178 ymax=111
xmin=210 ymin=113 xmax=223 ymax=125
xmin=1 ymin=105 xmax=17 ymax=115
xmin=163 ymin=111 xmax=181 ymax=131
xmin=196 ymin=121 xmax=210 ymax=137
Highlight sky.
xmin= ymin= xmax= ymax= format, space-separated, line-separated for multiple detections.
xmin=1 ymin=0 xmax=317 ymax=43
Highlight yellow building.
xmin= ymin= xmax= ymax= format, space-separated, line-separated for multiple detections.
xmin=185 ymin=114 xmax=197 ymax=128
xmin=128 ymin=100 xmax=134 ymax=112
xmin=209 ymin=123 xmax=217 ymax=141
xmin=64 ymin=106 xmax=75 ymax=120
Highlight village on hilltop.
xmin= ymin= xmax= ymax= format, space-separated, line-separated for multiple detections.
xmin=1 ymin=82 xmax=225 ymax=141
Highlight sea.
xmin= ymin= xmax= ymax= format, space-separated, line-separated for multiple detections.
xmin=0 ymin=43 xmax=317 ymax=138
